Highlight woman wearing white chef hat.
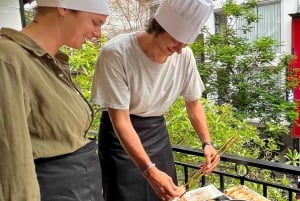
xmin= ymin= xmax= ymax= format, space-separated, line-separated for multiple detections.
xmin=91 ymin=0 xmax=220 ymax=200
xmin=0 ymin=0 xmax=109 ymax=201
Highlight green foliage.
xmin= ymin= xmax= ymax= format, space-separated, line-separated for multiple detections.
xmin=192 ymin=0 xmax=297 ymax=143
xmin=24 ymin=4 xmax=35 ymax=25
xmin=172 ymin=1 xmax=299 ymax=199
xmin=60 ymin=38 xmax=108 ymax=130
xmin=166 ymin=98 xmax=264 ymax=160
xmin=223 ymin=0 xmax=260 ymax=33
xmin=165 ymin=98 xmax=264 ymax=188
xmin=166 ymin=98 xmax=297 ymax=201
xmin=285 ymin=148 xmax=300 ymax=166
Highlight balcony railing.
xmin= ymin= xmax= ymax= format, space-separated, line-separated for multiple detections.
xmin=88 ymin=130 xmax=300 ymax=200
xmin=172 ymin=144 xmax=300 ymax=201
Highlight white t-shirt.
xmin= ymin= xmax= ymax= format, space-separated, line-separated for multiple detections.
xmin=91 ymin=32 xmax=205 ymax=117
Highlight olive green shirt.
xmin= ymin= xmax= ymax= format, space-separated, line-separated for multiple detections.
xmin=0 ymin=28 xmax=93 ymax=201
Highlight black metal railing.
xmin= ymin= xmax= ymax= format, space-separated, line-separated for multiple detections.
xmin=89 ymin=130 xmax=300 ymax=200
xmin=172 ymin=145 xmax=300 ymax=201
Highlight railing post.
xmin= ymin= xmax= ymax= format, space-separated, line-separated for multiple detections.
xmin=173 ymin=144 xmax=300 ymax=199
xmin=296 ymin=176 xmax=300 ymax=200
xmin=296 ymin=138 xmax=300 ymax=200
xmin=219 ymin=174 xmax=224 ymax=191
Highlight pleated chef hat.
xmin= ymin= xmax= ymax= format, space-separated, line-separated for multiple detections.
xmin=36 ymin=0 xmax=109 ymax=15
xmin=154 ymin=0 xmax=214 ymax=44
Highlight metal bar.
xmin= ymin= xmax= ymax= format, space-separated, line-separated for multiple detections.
xmin=220 ymin=174 xmax=224 ymax=191
xmin=173 ymin=144 xmax=300 ymax=200
xmin=263 ymin=184 xmax=267 ymax=197
xmin=19 ymin=0 xmax=26 ymax=27
xmin=172 ymin=145 xmax=300 ymax=176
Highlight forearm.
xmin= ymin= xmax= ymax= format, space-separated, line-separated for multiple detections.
xmin=185 ymin=100 xmax=211 ymax=143
xmin=0 ymin=133 xmax=40 ymax=201
xmin=185 ymin=100 xmax=220 ymax=173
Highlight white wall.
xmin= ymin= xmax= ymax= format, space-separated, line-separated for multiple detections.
xmin=212 ymin=0 xmax=299 ymax=55
xmin=0 ymin=0 xmax=23 ymax=30
xmin=281 ymin=0 xmax=298 ymax=54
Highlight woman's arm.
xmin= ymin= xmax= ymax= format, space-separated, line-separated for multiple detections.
xmin=0 ymin=61 xmax=40 ymax=201
xmin=185 ymin=99 xmax=220 ymax=173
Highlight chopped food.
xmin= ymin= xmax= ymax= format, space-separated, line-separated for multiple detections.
xmin=224 ymin=185 xmax=270 ymax=201
xmin=174 ymin=185 xmax=224 ymax=201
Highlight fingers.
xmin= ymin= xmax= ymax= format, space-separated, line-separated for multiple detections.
xmin=145 ymin=168 xmax=181 ymax=200
xmin=201 ymin=154 xmax=220 ymax=174
xmin=201 ymin=144 xmax=221 ymax=174
xmin=157 ymin=178 xmax=182 ymax=200
xmin=154 ymin=184 xmax=177 ymax=201
xmin=206 ymin=156 xmax=220 ymax=173
xmin=203 ymin=146 xmax=217 ymax=166
xmin=158 ymin=187 xmax=173 ymax=201
xmin=158 ymin=184 xmax=183 ymax=201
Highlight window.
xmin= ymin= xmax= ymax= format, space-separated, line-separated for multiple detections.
xmin=215 ymin=13 xmax=227 ymax=34
xmin=236 ymin=1 xmax=281 ymax=51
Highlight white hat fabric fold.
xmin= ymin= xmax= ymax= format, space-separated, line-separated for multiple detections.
xmin=154 ymin=0 xmax=214 ymax=44
xmin=36 ymin=0 xmax=109 ymax=15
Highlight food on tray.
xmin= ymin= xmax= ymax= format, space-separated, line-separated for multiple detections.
xmin=178 ymin=190 xmax=213 ymax=201
xmin=175 ymin=185 xmax=224 ymax=201
xmin=224 ymin=185 xmax=270 ymax=201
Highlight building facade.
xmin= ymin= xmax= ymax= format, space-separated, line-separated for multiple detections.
xmin=0 ymin=0 xmax=25 ymax=30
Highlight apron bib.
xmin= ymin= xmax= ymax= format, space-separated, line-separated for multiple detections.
xmin=98 ymin=111 xmax=177 ymax=201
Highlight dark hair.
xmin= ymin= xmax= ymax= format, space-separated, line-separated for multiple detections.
xmin=145 ymin=17 xmax=166 ymax=37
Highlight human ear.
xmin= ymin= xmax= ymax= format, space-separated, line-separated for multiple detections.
xmin=57 ymin=7 xmax=67 ymax=17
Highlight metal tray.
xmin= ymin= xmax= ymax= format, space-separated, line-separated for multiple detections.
xmin=174 ymin=184 xmax=231 ymax=201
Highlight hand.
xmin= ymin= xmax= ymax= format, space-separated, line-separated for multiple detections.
xmin=142 ymin=166 xmax=183 ymax=201
xmin=201 ymin=144 xmax=220 ymax=174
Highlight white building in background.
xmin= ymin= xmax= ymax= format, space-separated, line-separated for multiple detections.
xmin=0 ymin=0 xmax=24 ymax=30
xmin=212 ymin=0 xmax=300 ymax=55
xmin=2 ymin=0 xmax=299 ymax=54
xmin=144 ymin=0 xmax=300 ymax=55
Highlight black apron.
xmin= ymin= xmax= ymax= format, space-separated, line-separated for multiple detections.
xmin=98 ymin=111 xmax=177 ymax=201
xmin=35 ymin=141 xmax=104 ymax=201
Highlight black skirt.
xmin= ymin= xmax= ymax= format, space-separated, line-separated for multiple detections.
xmin=35 ymin=141 xmax=104 ymax=201
xmin=98 ymin=111 xmax=177 ymax=201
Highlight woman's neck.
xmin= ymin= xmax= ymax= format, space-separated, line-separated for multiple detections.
xmin=136 ymin=32 xmax=168 ymax=64
xmin=22 ymin=19 xmax=62 ymax=57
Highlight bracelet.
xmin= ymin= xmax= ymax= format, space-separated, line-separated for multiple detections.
xmin=202 ymin=141 xmax=214 ymax=150
xmin=140 ymin=162 xmax=156 ymax=175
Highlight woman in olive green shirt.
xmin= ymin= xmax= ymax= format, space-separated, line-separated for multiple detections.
xmin=0 ymin=0 xmax=108 ymax=200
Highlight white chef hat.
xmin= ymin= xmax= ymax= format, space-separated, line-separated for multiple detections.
xmin=36 ymin=0 xmax=109 ymax=15
xmin=154 ymin=0 xmax=214 ymax=44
